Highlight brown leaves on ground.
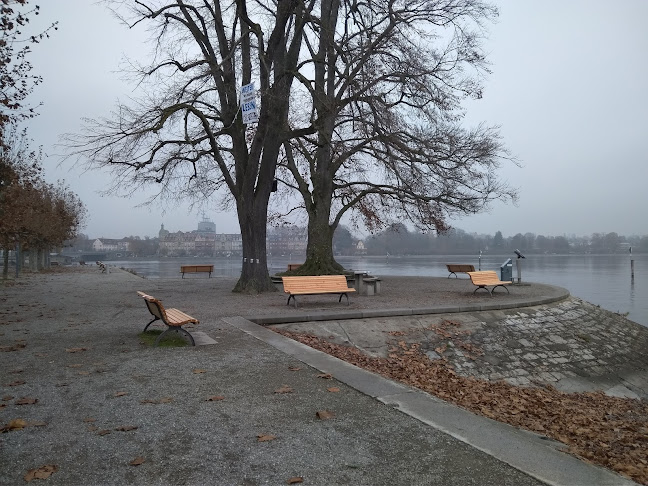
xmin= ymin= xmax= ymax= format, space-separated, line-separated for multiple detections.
xmin=257 ymin=434 xmax=277 ymax=442
xmin=276 ymin=329 xmax=648 ymax=486
xmin=140 ymin=397 xmax=173 ymax=404
xmin=0 ymin=342 xmax=26 ymax=352
xmin=274 ymin=385 xmax=293 ymax=394
xmin=15 ymin=397 xmax=38 ymax=405
xmin=287 ymin=477 xmax=304 ymax=484
xmin=207 ymin=396 xmax=225 ymax=401
xmin=316 ymin=410 xmax=335 ymax=420
xmin=130 ymin=456 xmax=145 ymax=466
xmin=115 ymin=425 xmax=138 ymax=432
xmin=192 ymin=369 xmax=207 ymax=374
xmin=24 ymin=464 xmax=58 ymax=481
xmin=65 ymin=347 xmax=88 ymax=353
xmin=6 ymin=380 xmax=25 ymax=387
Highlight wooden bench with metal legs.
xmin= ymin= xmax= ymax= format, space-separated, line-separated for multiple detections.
xmin=281 ymin=275 xmax=356 ymax=308
xmin=136 ymin=291 xmax=199 ymax=346
xmin=467 ymin=271 xmax=510 ymax=296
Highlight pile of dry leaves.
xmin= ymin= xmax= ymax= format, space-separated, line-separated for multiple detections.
xmin=275 ymin=329 xmax=648 ymax=485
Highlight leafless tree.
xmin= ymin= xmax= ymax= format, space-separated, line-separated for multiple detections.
xmin=0 ymin=0 xmax=58 ymax=147
xmin=65 ymin=0 xmax=310 ymax=292
xmin=274 ymin=0 xmax=518 ymax=274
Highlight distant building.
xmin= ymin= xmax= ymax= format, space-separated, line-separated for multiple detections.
xmin=157 ymin=217 xmax=241 ymax=256
xmin=267 ymin=227 xmax=307 ymax=255
xmin=197 ymin=216 xmax=216 ymax=234
xmin=92 ymin=238 xmax=130 ymax=252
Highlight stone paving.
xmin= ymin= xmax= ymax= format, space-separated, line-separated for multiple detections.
xmin=273 ymin=296 xmax=648 ymax=399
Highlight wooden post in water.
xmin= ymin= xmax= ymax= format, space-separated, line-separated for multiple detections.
xmin=630 ymin=247 xmax=634 ymax=281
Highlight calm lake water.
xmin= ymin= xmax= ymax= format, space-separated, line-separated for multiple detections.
xmin=106 ymin=254 xmax=647 ymax=327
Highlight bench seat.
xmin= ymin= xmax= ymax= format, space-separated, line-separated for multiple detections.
xmin=467 ymin=271 xmax=510 ymax=296
xmin=282 ymin=275 xmax=356 ymax=308
xmin=137 ymin=291 xmax=199 ymax=345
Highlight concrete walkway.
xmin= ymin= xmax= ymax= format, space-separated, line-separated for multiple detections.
xmin=0 ymin=267 xmax=643 ymax=485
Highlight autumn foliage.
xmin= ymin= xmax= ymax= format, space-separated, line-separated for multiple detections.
xmin=275 ymin=329 xmax=648 ymax=485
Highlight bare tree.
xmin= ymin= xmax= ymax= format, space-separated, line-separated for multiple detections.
xmin=0 ymin=0 xmax=58 ymax=147
xmin=65 ymin=0 xmax=310 ymax=292
xmin=274 ymin=0 xmax=517 ymax=274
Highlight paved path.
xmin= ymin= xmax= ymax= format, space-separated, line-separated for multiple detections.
xmin=0 ymin=267 xmax=642 ymax=485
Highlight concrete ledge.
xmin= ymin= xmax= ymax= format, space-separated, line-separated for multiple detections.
xmin=249 ymin=287 xmax=570 ymax=326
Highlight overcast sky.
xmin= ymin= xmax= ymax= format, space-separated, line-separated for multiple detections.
xmin=23 ymin=0 xmax=648 ymax=240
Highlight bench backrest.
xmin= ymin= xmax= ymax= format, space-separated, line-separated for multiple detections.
xmin=137 ymin=291 xmax=168 ymax=321
xmin=467 ymin=271 xmax=502 ymax=284
xmin=447 ymin=264 xmax=475 ymax=272
xmin=181 ymin=265 xmax=214 ymax=272
xmin=282 ymin=275 xmax=350 ymax=293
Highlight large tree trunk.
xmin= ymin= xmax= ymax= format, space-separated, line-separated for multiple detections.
xmin=297 ymin=171 xmax=345 ymax=275
xmin=234 ymin=201 xmax=275 ymax=293
xmin=2 ymin=246 xmax=8 ymax=279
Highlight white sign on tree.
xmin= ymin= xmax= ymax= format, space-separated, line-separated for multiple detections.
xmin=241 ymin=82 xmax=258 ymax=124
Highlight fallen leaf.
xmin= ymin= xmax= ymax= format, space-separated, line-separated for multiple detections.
xmin=115 ymin=425 xmax=138 ymax=432
xmin=159 ymin=397 xmax=173 ymax=403
xmin=288 ymin=366 xmax=302 ymax=371
xmin=83 ymin=418 xmax=96 ymax=423
xmin=316 ymin=410 xmax=335 ymax=420
xmin=317 ymin=373 xmax=333 ymax=380
xmin=130 ymin=456 xmax=145 ymax=466
xmin=97 ymin=429 xmax=111 ymax=436
xmin=65 ymin=347 xmax=88 ymax=353
xmin=78 ymin=371 xmax=90 ymax=376
xmin=207 ymin=396 xmax=225 ymax=401
xmin=28 ymin=421 xmax=47 ymax=427
xmin=7 ymin=380 xmax=26 ymax=387
xmin=113 ymin=391 xmax=128 ymax=397
xmin=2 ymin=395 xmax=14 ymax=401
xmin=3 ymin=418 xmax=28 ymax=431
xmin=9 ymin=369 xmax=23 ymax=374
xmin=140 ymin=399 xmax=157 ymax=404
xmin=67 ymin=364 xmax=82 ymax=368
xmin=287 ymin=477 xmax=304 ymax=484
xmin=24 ymin=464 xmax=58 ymax=481
xmin=274 ymin=385 xmax=293 ymax=394
xmin=257 ymin=434 xmax=277 ymax=442
xmin=327 ymin=387 xmax=341 ymax=393
xmin=0 ymin=404 xmax=6 ymax=410
xmin=15 ymin=397 xmax=38 ymax=405
xmin=192 ymin=369 xmax=207 ymax=374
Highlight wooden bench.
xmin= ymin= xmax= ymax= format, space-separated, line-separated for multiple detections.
xmin=282 ymin=275 xmax=356 ymax=308
xmin=467 ymin=271 xmax=510 ymax=296
xmin=446 ymin=264 xmax=475 ymax=278
xmin=180 ymin=264 xmax=214 ymax=278
xmin=136 ymin=291 xmax=200 ymax=346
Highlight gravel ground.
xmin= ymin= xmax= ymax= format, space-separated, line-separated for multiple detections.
xmin=0 ymin=266 xmax=549 ymax=486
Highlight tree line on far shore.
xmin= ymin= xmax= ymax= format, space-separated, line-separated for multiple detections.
xmin=352 ymin=225 xmax=646 ymax=256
